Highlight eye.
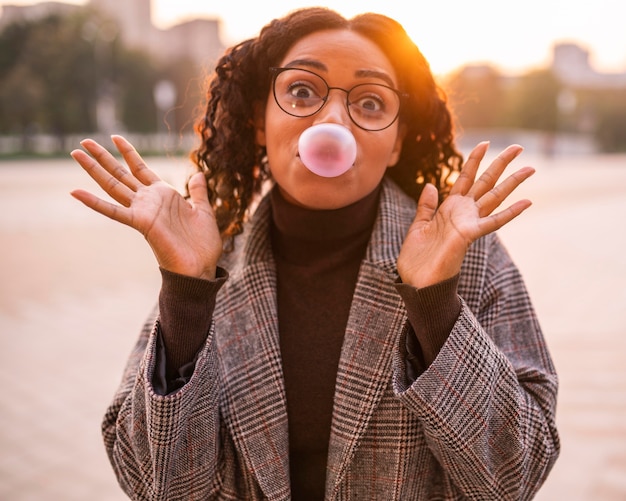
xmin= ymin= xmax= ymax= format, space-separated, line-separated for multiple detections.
xmin=356 ymin=95 xmax=384 ymax=112
xmin=287 ymin=82 xmax=320 ymax=99
xmin=288 ymin=83 xmax=318 ymax=99
xmin=351 ymin=92 xmax=386 ymax=114
xmin=349 ymin=84 xmax=399 ymax=117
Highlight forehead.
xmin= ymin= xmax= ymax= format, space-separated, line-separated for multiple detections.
xmin=279 ymin=29 xmax=398 ymax=85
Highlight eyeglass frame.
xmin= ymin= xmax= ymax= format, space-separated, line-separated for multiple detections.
xmin=269 ymin=66 xmax=408 ymax=131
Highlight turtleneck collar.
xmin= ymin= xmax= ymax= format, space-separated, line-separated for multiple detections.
xmin=270 ymin=184 xmax=381 ymax=240
xmin=269 ymin=183 xmax=381 ymax=264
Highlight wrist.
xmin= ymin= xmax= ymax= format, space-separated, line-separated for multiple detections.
xmin=399 ymin=260 xmax=461 ymax=289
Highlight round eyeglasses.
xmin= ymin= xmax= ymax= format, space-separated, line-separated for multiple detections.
xmin=270 ymin=67 xmax=406 ymax=131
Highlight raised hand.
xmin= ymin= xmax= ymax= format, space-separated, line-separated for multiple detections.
xmin=70 ymin=135 xmax=222 ymax=279
xmin=397 ymin=141 xmax=534 ymax=288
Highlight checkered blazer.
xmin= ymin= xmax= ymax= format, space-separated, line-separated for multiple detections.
xmin=102 ymin=178 xmax=559 ymax=500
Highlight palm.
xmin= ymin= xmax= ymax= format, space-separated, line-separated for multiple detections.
xmin=398 ymin=142 xmax=535 ymax=288
xmin=71 ymin=136 xmax=222 ymax=279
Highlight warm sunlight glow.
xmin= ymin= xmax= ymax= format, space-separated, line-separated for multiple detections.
xmin=148 ymin=0 xmax=626 ymax=76
xmin=2 ymin=0 xmax=625 ymax=76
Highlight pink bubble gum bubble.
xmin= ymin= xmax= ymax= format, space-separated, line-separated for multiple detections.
xmin=298 ymin=123 xmax=357 ymax=178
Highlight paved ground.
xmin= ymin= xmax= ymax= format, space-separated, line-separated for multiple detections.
xmin=0 ymin=149 xmax=625 ymax=500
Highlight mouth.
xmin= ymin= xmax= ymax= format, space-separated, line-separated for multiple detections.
xmin=297 ymin=123 xmax=357 ymax=178
xmin=296 ymin=152 xmax=356 ymax=178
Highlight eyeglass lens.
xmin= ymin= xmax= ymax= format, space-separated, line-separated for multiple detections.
xmin=273 ymin=68 xmax=401 ymax=131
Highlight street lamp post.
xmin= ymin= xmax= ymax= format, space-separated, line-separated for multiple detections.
xmin=153 ymin=79 xmax=177 ymax=134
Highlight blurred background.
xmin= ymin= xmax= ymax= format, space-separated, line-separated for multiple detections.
xmin=0 ymin=1 xmax=624 ymax=499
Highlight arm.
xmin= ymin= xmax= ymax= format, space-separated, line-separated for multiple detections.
xmin=102 ymin=266 xmax=228 ymax=498
xmin=395 ymin=275 xmax=461 ymax=377
xmin=71 ymin=136 xmax=225 ymax=498
xmin=394 ymin=234 xmax=559 ymax=500
xmin=70 ymin=135 xmax=222 ymax=281
xmin=394 ymin=142 xmax=559 ymax=498
xmin=153 ymin=267 xmax=228 ymax=394
xmin=102 ymin=308 xmax=223 ymax=499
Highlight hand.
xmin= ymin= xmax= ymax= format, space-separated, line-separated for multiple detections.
xmin=70 ymin=135 xmax=222 ymax=280
xmin=397 ymin=141 xmax=534 ymax=288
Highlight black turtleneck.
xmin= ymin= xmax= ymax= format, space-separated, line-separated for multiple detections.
xmin=270 ymin=185 xmax=381 ymax=500
xmin=154 ymin=182 xmax=461 ymax=500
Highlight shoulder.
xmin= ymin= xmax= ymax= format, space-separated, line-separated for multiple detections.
xmin=365 ymin=178 xmax=417 ymax=269
xmin=458 ymin=232 xmax=523 ymax=309
xmin=462 ymin=232 xmax=516 ymax=276
xmin=217 ymin=191 xmax=273 ymax=274
xmin=380 ymin=177 xmax=417 ymax=223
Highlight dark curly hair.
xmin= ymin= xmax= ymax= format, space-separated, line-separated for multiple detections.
xmin=191 ymin=7 xmax=463 ymax=248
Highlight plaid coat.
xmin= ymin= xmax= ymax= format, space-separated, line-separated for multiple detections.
xmin=102 ymin=178 xmax=559 ymax=500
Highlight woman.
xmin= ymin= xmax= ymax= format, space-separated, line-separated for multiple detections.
xmin=71 ymin=7 xmax=559 ymax=500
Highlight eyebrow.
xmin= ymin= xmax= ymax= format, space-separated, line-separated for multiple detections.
xmin=283 ymin=59 xmax=396 ymax=87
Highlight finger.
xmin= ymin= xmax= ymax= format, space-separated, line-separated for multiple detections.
xmin=412 ymin=183 xmax=439 ymax=224
xmin=70 ymin=189 xmax=133 ymax=227
xmin=467 ymin=144 xmax=523 ymax=200
xmin=449 ymin=141 xmax=489 ymax=196
xmin=477 ymin=198 xmax=532 ymax=235
xmin=476 ymin=166 xmax=535 ymax=217
xmin=187 ymin=172 xmax=211 ymax=209
xmin=111 ymin=135 xmax=160 ymax=186
xmin=71 ymin=147 xmax=135 ymax=207
xmin=79 ymin=138 xmax=144 ymax=193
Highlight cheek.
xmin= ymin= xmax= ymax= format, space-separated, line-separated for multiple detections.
xmin=362 ymin=133 xmax=401 ymax=169
xmin=264 ymin=110 xmax=301 ymax=157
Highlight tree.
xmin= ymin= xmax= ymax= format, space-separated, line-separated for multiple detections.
xmin=443 ymin=65 xmax=508 ymax=130
xmin=160 ymin=56 xmax=207 ymax=136
xmin=116 ymin=48 xmax=159 ymax=133
xmin=507 ymin=69 xmax=561 ymax=132
xmin=590 ymin=88 xmax=626 ymax=152
xmin=0 ymin=12 xmax=99 ymax=140
xmin=0 ymin=20 xmax=44 ymax=137
xmin=0 ymin=9 xmax=170 ymax=143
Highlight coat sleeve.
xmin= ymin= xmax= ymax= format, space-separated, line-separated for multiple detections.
xmin=101 ymin=307 xmax=222 ymax=500
xmin=392 ymin=233 xmax=560 ymax=500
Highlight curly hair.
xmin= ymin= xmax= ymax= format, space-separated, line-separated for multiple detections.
xmin=191 ymin=7 xmax=463 ymax=248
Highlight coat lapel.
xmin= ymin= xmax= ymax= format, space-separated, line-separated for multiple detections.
xmin=214 ymin=179 xmax=417 ymax=499
xmin=326 ymin=179 xmax=416 ymax=496
xmin=214 ymin=199 xmax=291 ymax=499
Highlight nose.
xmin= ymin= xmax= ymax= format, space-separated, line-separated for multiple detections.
xmin=314 ymin=88 xmax=351 ymax=126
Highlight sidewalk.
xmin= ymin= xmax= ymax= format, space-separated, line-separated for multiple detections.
xmin=1 ymin=153 xmax=625 ymax=500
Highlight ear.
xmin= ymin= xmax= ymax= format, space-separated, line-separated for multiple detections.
xmin=387 ymin=123 xmax=406 ymax=167
xmin=253 ymin=101 xmax=266 ymax=146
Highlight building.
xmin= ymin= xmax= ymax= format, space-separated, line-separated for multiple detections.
xmin=551 ymin=42 xmax=626 ymax=89
xmin=0 ymin=1 xmax=80 ymax=27
xmin=89 ymin=0 xmax=225 ymax=69
xmin=0 ymin=0 xmax=226 ymax=141
xmin=0 ymin=0 xmax=226 ymax=69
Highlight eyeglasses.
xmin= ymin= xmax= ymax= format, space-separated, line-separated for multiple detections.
xmin=270 ymin=67 xmax=406 ymax=131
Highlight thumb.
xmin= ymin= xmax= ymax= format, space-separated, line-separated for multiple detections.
xmin=187 ymin=172 xmax=210 ymax=208
xmin=413 ymin=183 xmax=439 ymax=225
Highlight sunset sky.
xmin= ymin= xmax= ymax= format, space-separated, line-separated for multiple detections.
xmin=2 ymin=0 xmax=625 ymax=76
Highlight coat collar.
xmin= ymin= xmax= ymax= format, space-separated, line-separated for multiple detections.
xmin=215 ymin=178 xmax=416 ymax=499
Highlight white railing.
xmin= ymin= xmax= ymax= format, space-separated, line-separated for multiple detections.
xmin=0 ymin=132 xmax=198 ymax=156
